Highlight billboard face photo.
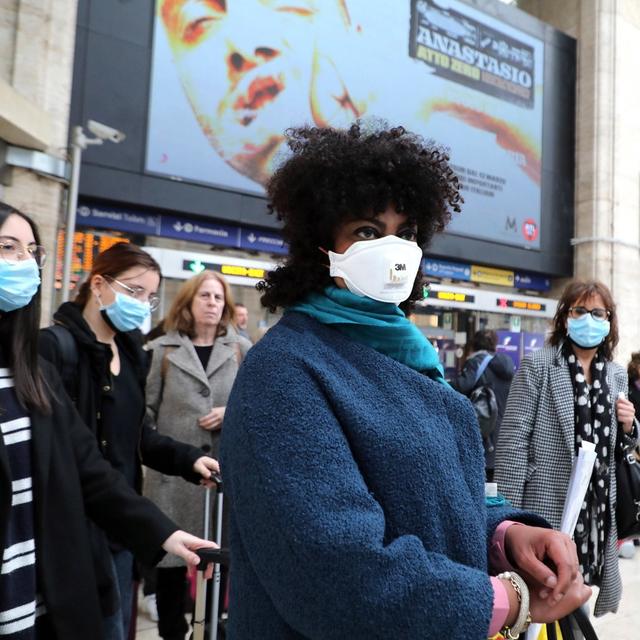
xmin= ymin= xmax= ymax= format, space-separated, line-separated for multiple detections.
xmin=146 ymin=0 xmax=544 ymax=249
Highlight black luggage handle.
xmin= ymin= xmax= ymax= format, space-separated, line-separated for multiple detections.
xmin=196 ymin=547 xmax=229 ymax=570
xmin=211 ymin=473 xmax=223 ymax=492
xmin=200 ymin=443 xmax=223 ymax=491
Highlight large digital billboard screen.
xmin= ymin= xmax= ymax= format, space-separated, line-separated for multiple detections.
xmin=146 ymin=0 xmax=545 ymax=249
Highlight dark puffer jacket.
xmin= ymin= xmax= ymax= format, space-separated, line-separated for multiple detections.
xmin=452 ymin=350 xmax=515 ymax=471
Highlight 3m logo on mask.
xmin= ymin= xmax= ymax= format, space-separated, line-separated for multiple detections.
xmin=328 ymin=235 xmax=423 ymax=304
xmin=389 ymin=262 xmax=409 ymax=283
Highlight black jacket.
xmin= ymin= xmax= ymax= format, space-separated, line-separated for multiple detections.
xmin=452 ymin=350 xmax=515 ymax=469
xmin=0 ymin=360 xmax=177 ymax=640
xmin=39 ymin=302 xmax=203 ymax=491
xmin=38 ymin=301 xmax=203 ymax=614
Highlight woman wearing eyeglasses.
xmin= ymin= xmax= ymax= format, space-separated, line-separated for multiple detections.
xmin=495 ymin=279 xmax=638 ymax=618
xmin=0 ymin=202 xmax=218 ymax=640
xmin=38 ymin=242 xmax=220 ymax=640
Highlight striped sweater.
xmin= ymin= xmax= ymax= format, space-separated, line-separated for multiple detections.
xmin=0 ymin=366 xmax=45 ymax=638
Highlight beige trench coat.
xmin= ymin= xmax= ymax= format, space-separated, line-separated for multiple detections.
xmin=143 ymin=328 xmax=250 ymax=567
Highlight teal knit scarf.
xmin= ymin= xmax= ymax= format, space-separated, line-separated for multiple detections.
xmin=288 ymin=286 xmax=447 ymax=385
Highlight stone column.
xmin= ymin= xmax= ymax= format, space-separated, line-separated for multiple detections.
xmin=519 ymin=0 xmax=640 ymax=365
xmin=0 ymin=0 xmax=78 ymax=324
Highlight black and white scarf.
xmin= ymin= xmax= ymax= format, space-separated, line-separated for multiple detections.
xmin=563 ymin=341 xmax=612 ymax=586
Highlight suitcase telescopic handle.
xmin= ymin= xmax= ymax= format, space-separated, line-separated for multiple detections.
xmin=211 ymin=473 xmax=223 ymax=491
xmin=196 ymin=547 xmax=229 ymax=570
xmin=201 ymin=445 xmax=224 ymax=490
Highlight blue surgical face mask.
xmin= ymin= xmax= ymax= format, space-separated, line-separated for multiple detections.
xmin=0 ymin=259 xmax=40 ymax=312
xmin=567 ymin=314 xmax=610 ymax=349
xmin=100 ymin=291 xmax=151 ymax=332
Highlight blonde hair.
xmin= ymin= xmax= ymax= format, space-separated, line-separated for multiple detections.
xmin=164 ymin=271 xmax=236 ymax=338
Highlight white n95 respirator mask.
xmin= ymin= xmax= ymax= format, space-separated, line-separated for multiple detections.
xmin=328 ymin=235 xmax=423 ymax=304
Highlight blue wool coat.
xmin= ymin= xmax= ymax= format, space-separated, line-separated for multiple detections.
xmin=220 ymin=313 xmax=543 ymax=639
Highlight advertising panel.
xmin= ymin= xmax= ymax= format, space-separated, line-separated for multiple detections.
xmin=146 ymin=0 xmax=544 ymax=249
xmin=496 ymin=330 xmax=521 ymax=370
xmin=523 ymin=332 xmax=545 ymax=355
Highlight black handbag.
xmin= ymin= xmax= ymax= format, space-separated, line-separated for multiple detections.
xmin=615 ymin=432 xmax=640 ymax=540
xmin=544 ymin=607 xmax=599 ymax=640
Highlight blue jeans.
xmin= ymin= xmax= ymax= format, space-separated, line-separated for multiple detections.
xmin=103 ymin=549 xmax=134 ymax=640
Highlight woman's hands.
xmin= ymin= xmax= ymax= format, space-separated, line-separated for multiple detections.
xmin=502 ymin=525 xmax=591 ymax=624
xmin=529 ymin=573 xmax=591 ymax=623
xmin=162 ymin=530 xmax=217 ymax=578
xmin=193 ymin=456 xmax=220 ymax=487
xmin=505 ymin=525 xmax=578 ymax=602
xmin=616 ymin=395 xmax=636 ymax=433
xmin=198 ymin=406 xmax=226 ymax=431
xmin=500 ymin=572 xmax=591 ymax=627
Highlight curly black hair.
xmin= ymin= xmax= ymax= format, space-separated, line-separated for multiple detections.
xmin=257 ymin=122 xmax=462 ymax=313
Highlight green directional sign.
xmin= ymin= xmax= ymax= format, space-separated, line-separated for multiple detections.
xmin=188 ymin=259 xmax=206 ymax=274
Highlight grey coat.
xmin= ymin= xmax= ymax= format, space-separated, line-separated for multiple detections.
xmin=495 ymin=344 xmax=635 ymax=616
xmin=143 ymin=329 xmax=250 ymax=567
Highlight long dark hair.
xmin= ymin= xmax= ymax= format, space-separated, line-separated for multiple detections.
xmin=0 ymin=201 xmax=50 ymax=413
xmin=549 ymin=279 xmax=618 ymax=361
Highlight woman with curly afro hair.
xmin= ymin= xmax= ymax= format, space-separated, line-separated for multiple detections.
xmin=219 ymin=123 xmax=590 ymax=639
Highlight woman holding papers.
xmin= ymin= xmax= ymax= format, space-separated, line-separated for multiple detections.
xmin=219 ymin=124 xmax=591 ymax=639
xmin=496 ymin=279 xmax=638 ymax=617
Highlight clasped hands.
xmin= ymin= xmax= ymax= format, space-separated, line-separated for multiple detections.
xmin=503 ymin=525 xmax=591 ymax=623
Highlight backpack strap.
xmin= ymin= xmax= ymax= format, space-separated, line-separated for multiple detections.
xmin=43 ymin=324 xmax=79 ymax=400
xmin=473 ymin=354 xmax=495 ymax=387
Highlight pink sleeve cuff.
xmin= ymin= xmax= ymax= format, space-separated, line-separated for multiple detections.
xmin=489 ymin=520 xmax=522 ymax=573
xmin=488 ymin=576 xmax=509 ymax=636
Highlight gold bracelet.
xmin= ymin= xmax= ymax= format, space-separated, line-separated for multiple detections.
xmin=497 ymin=571 xmax=531 ymax=639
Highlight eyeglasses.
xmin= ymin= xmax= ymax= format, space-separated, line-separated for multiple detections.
xmin=0 ymin=236 xmax=46 ymax=269
xmin=106 ymin=276 xmax=160 ymax=312
xmin=568 ymin=306 xmax=610 ymax=322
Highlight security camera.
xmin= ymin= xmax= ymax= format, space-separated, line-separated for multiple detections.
xmin=87 ymin=120 xmax=126 ymax=144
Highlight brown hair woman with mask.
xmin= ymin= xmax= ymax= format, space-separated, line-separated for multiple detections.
xmin=38 ymin=241 xmax=219 ymax=640
xmin=496 ymin=279 xmax=637 ymax=617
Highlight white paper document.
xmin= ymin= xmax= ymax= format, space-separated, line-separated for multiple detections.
xmin=526 ymin=441 xmax=597 ymax=640
xmin=560 ymin=440 xmax=598 ymax=535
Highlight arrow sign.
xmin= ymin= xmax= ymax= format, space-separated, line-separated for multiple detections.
xmin=188 ymin=259 xmax=206 ymax=274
